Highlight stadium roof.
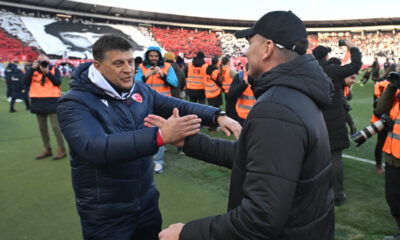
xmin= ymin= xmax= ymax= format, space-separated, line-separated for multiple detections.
xmin=1 ymin=0 xmax=400 ymax=31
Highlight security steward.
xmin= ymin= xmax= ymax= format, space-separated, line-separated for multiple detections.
xmin=135 ymin=46 xmax=178 ymax=96
xmin=371 ymin=79 xmax=390 ymax=174
xmin=227 ymin=65 xmax=255 ymax=126
xmin=24 ymin=54 xmax=66 ymax=160
xmin=220 ymin=56 xmax=237 ymax=118
xmin=235 ymin=67 xmax=256 ymax=125
xmin=376 ymin=72 xmax=400 ymax=240
xmin=185 ymin=51 xmax=208 ymax=104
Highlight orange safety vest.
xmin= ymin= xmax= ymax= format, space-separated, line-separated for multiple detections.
xmin=235 ymin=68 xmax=255 ymax=119
xmin=370 ymin=80 xmax=390 ymax=123
xmin=29 ymin=67 xmax=61 ymax=98
xmin=344 ymin=85 xmax=350 ymax=98
xmin=186 ymin=62 xmax=207 ymax=90
xmin=220 ymin=65 xmax=233 ymax=94
xmin=204 ymin=69 xmax=221 ymax=99
xmin=382 ymin=92 xmax=400 ymax=159
xmin=140 ymin=63 xmax=172 ymax=96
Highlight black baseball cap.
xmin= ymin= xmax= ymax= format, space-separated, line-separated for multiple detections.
xmin=312 ymin=46 xmax=332 ymax=59
xmin=235 ymin=11 xmax=308 ymax=55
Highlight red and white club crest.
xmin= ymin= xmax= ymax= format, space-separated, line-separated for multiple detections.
xmin=131 ymin=93 xmax=143 ymax=103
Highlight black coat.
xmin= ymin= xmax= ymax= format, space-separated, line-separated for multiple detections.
xmin=181 ymin=54 xmax=335 ymax=240
xmin=318 ymin=47 xmax=362 ymax=151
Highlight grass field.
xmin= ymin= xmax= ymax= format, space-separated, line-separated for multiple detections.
xmin=0 ymin=71 xmax=398 ymax=240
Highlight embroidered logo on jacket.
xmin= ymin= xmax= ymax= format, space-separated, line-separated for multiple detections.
xmin=100 ymin=99 xmax=108 ymax=106
xmin=131 ymin=93 xmax=143 ymax=103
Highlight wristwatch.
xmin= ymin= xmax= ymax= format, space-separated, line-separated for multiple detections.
xmin=216 ymin=110 xmax=227 ymax=117
xmin=214 ymin=110 xmax=227 ymax=124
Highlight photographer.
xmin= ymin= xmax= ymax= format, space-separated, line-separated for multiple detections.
xmin=24 ymin=54 xmax=66 ymax=160
xmin=313 ymin=39 xmax=362 ymax=206
xmin=135 ymin=46 xmax=178 ymax=173
xmin=376 ymin=72 xmax=400 ymax=240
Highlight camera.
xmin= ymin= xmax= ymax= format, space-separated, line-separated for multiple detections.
xmin=150 ymin=62 xmax=157 ymax=67
xmin=339 ymin=40 xmax=346 ymax=46
xmin=351 ymin=114 xmax=392 ymax=146
xmin=389 ymin=72 xmax=400 ymax=88
xmin=39 ymin=60 xmax=49 ymax=68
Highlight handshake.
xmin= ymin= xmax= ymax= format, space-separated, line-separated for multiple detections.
xmin=144 ymin=108 xmax=241 ymax=147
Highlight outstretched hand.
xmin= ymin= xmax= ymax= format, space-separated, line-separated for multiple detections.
xmin=144 ymin=108 xmax=202 ymax=146
xmin=217 ymin=115 xmax=242 ymax=139
xmin=159 ymin=223 xmax=184 ymax=240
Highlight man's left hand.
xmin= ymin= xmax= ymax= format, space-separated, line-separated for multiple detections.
xmin=218 ymin=116 xmax=242 ymax=139
xmin=159 ymin=223 xmax=184 ymax=240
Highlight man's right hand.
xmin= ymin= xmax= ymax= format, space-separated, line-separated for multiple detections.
xmin=144 ymin=108 xmax=202 ymax=146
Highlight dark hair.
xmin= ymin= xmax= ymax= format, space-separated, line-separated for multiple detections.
xmin=93 ymin=34 xmax=133 ymax=62
xmin=211 ymin=56 xmax=219 ymax=65
xmin=328 ymin=57 xmax=342 ymax=66
xmin=135 ymin=56 xmax=143 ymax=65
xmin=222 ymin=56 xmax=230 ymax=65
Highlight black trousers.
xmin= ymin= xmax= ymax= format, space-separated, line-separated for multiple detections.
xmin=386 ymin=162 xmax=400 ymax=231
xmin=375 ymin=130 xmax=388 ymax=167
xmin=330 ymin=150 xmax=345 ymax=201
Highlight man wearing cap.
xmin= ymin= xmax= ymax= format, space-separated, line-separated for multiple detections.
xmin=313 ymin=40 xmax=362 ymax=207
xmin=156 ymin=11 xmax=335 ymax=240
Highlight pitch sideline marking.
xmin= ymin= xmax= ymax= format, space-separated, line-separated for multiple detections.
xmin=342 ymin=154 xmax=384 ymax=166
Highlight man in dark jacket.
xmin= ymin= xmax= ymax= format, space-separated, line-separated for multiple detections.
xmin=313 ymin=40 xmax=362 ymax=206
xmin=5 ymin=61 xmax=18 ymax=101
xmin=8 ymin=65 xmax=30 ymax=112
xmin=57 ymin=35 xmax=241 ymax=240
xmin=24 ymin=54 xmax=66 ymax=160
xmin=157 ymin=11 xmax=334 ymax=240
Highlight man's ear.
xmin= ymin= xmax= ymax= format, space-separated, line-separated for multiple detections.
xmin=93 ymin=60 xmax=101 ymax=70
xmin=262 ymin=39 xmax=274 ymax=61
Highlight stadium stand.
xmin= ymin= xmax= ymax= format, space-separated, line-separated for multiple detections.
xmin=0 ymin=9 xmax=40 ymax=49
xmin=0 ymin=28 xmax=37 ymax=62
xmin=0 ymin=4 xmax=399 ymax=67
xmin=151 ymin=26 xmax=222 ymax=58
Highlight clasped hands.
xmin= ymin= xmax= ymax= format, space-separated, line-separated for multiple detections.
xmin=144 ymin=108 xmax=242 ymax=147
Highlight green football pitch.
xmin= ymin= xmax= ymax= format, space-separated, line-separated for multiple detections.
xmin=0 ymin=71 xmax=397 ymax=240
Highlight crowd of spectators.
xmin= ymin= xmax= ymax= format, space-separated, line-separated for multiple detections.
xmin=150 ymin=26 xmax=222 ymax=58
xmin=317 ymin=31 xmax=400 ymax=65
xmin=1 ymin=7 xmax=400 ymax=66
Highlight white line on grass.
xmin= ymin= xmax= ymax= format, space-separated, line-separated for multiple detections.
xmin=342 ymin=154 xmax=385 ymax=166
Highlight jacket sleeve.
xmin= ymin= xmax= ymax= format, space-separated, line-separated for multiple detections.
xmin=227 ymin=73 xmax=248 ymax=99
xmin=151 ymin=87 xmax=219 ymax=127
xmin=183 ymin=133 xmax=235 ymax=169
xmin=180 ymin=102 xmax=306 ymax=240
xmin=23 ymin=67 xmax=35 ymax=87
xmin=135 ymin=67 xmax=144 ymax=82
xmin=331 ymin=47 xmax=362 ymax=79
xmin=376 ymin=85 xmax=397 ymax=115
xmin=47 ymin=66 xmax=62 ymax=86
xmin=57 ymin=96 xmax=159 ymax=167
xmin=164 ymin=66 xmax=178 ymax=87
